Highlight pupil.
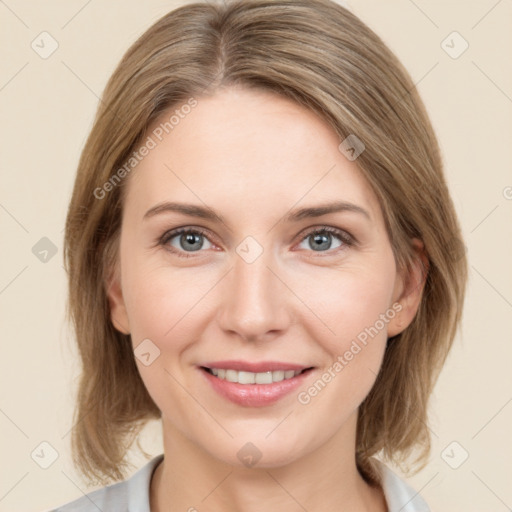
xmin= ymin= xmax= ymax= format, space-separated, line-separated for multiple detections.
xmin=311 ymin=233 xmax=330 ymax=251
xmin=182 ymin=232 xmax=203 ymax=251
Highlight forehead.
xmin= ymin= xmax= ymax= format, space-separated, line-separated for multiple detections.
xmin=124 ymin=86 xmax=381 ymax=224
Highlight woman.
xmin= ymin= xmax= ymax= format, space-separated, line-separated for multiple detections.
xmin=53 ymin=0 xmax=467 ymax=510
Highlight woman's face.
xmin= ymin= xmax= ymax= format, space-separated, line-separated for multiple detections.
xmin=108 ymin=86 xmax=420 ymax=468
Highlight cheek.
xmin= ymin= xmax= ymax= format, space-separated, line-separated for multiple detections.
xmin=293 ymin=274 xmax=394 ymax=426
xmin=120 ymin=262 xmax=209 ymax=415
xmin=296 ymin=257 xmax=396 ymax=397
xmin=121 ymin=255 xmax=213 ymax=342
xmin=303 ymin=260 xmax=396 ymax=346
xmin=333 ymin=278 xmax=394 ymax=342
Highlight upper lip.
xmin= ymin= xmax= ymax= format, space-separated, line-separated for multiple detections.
xmin=200 ymin=360 xmax=313 ymax=373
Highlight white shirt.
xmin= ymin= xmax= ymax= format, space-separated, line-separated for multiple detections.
xmin=48 ymin=454 xmax=431 ymax=511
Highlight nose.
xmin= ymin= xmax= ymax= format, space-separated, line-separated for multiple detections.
xmin=216 ymin=246 xmax=292 ymax=342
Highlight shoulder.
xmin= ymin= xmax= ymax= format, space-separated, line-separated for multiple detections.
xmin=48 ymin=454 xmax=164 ymax=512
xmin=372 ymin=458 xmax=431 ymax=512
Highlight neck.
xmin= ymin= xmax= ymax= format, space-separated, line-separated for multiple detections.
xmin=150 ymin=411 xmax=387 ymax=512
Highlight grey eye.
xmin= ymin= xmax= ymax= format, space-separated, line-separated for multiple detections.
xmin=298 ymin=231 xmax=343 ymax=252
xmin=168 ymin=231 xmax=213 ymax=252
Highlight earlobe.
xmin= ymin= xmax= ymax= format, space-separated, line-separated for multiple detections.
xmin=105 ymin=263 xmax=131 ymax=335
xmin=387 ymin=239 xmax=429 ymax=338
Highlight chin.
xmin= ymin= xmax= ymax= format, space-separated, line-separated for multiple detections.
xmin=200 ymin=431 xmax=310 ymax=470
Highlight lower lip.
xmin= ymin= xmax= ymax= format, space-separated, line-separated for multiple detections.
xmin=199 ymin=367 xmax=314 ymax=407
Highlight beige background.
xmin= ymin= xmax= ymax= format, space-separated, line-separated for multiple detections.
xmin=1 ymin=0 xmax=511 ymax=511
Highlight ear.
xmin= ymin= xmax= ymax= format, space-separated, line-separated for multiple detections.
xmin=387 ymin=238 xmax=428 ymax=338
xmin=105 ymin=260 xmax=131 ymax=335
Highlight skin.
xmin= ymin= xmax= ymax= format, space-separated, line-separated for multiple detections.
xmin=106 ymin=85 xmax=426 ymax=512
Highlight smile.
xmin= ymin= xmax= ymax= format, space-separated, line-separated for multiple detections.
xmin=203 ymin=367 xmax=310 ymax=384
xmin=199 ymin=364 xmax=315 ymax=407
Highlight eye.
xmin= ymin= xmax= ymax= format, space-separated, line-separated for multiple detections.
xmin=158 ymin=225 xmax=354 ymax=259
xmin=160 ymin=227 xmax=214 ymax=258
xmin=296 ymin=226 xmax=353 ymax=253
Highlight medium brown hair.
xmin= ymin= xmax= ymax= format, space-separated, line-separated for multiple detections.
xmin=63 ymin=0 xmax=468 ymax=486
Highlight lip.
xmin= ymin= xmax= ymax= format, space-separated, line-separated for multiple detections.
xmin=198 ymin=364 xmax=315 ymax=407
xmin=200 ymin=360 xmax=310 ymax=373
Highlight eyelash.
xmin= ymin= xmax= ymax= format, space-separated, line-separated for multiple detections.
xmin=158 ymin=226 xmax=355 ymax=259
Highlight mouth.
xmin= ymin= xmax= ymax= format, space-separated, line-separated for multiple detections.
xmin=200 ymin=366 xmax=314 ymax=385
xmin=198 ymin=362 xmax=316 ymax=407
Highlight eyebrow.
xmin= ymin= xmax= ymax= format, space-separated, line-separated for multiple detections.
xmin=143 ymin=200 xmax=371 ymax=223
xmin=143 ymin=202 xmax=226 ymax=223
xmin=283 ymin=201 xmax=371 ymax=222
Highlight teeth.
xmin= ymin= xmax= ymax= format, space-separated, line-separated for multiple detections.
xmin=209 ymin=368 xmax=303 ymax=384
